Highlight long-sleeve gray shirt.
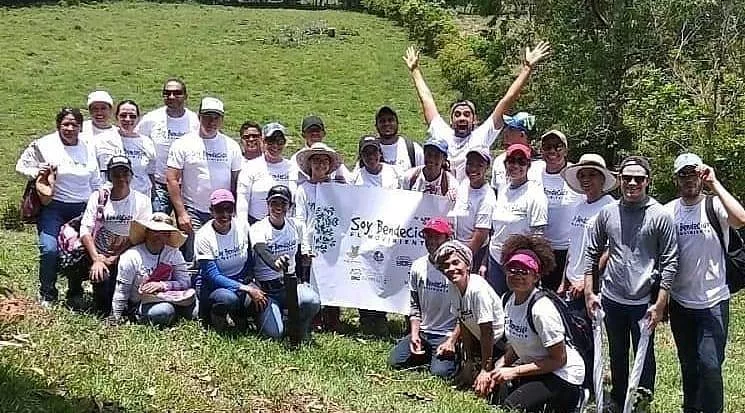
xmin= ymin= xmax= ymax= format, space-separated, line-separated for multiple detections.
xmin=584 ymin=196 xmax=678 ymax=305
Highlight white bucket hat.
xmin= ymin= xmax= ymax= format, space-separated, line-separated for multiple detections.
xmin=561 ymin=153 xmax=618 ymax=194
xmin=295 ymin=142 xmax=343 ymax=178
xmin=129 ymin=212 xmax=187 ymax=248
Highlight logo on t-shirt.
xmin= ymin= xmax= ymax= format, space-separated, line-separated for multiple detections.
xmin=506 ymin=316 xmax=529 ymax=339
xmin=544 ymin=187 xmax=567 ymax=201
xmin=677 ymin=221 xmax=710 ymax=236
xmin=570 ymin=214 xmax=590 ymax=228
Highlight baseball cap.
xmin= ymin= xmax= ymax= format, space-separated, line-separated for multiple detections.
xmin=449 ymin=100 xmax=476 ymax=117
xmin=358 ymin=135 xmax=382 ymax=152
xmin=210 ymin=189 xmax=235 ymax=206
xmin=505 ymin=143 xmax=532 ymax=159
xmin=502 ymin=112 xmax=535 ymax=133
xmin=87 ymin=90 xmax=114 ymax=107
xmin=301 ymin=115 xmax=324 ymax=132
xmin=505 ymin=249 xmax=541 ymax=273
xmin=199 ymin=97 xmax=224 ymax=115
xmin=107 ymin=155 xmax=133 ymax=173
xmin=423 ymin=137 xmax=448 ymax=156
xmin=619 ymin=156 xmax=651 ymax=176
xmin=423 ymin=217 xmax=453 ymax=236
xmin=541 ymin=130 xmax=568 ymax=147
xmin=267 ymin=185 xmax=292 ymax=203
xmin=466 ymin=146 xmax=491 ymax=163
xmin=673 ymin=153 xmax=703 ymax=173
xmin=375 ymin=106 xmax=398 ymax=121
xmin=263 ymin=122 xmax=287 ymax=139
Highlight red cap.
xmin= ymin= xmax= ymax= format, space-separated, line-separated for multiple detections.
xmin=505 ymin=143 xmax=532 ymax=159
xmin=423 ymin=217 xmax=453 ymax=236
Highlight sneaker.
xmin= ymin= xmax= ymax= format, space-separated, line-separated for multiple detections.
xmin=38 ymin=298 xmax=55 ymax=310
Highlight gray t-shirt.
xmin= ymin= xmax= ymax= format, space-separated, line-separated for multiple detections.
xmin=409 ymin=256 xmax=457 ymax=336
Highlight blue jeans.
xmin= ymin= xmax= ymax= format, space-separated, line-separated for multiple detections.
xmin=487 ymin=255 xmax=507 ymax=295
xmin=602 ymin=297 xmax=656 ymax=408
xmin=139 ymin=301 xmax=195 ymax=327
xmin=151 ymin=182 xmax=173 ymax=215
xmin=36 ymin=200 xmax=86 ymax=301
xmin=388 ymin=332 xmax=457 ymax=379
xmin=181 ymin=205 xmax=212 ymax=263
xmin=251 ymin=282 xmax=321 ymax=340
xmin=670 ymin=299 xmax=729 ymax=413
xmin=207 ymin=288 xmax=251 ymax=321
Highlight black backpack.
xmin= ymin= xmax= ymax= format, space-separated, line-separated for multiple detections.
xmin=704 ymin=196 xmax=745 ymax=294
xmin=502 ymin=288 xmax=593 ymax=383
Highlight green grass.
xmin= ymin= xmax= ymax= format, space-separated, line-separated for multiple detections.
xmin=1 ymin=2 xmax=744 ymax=413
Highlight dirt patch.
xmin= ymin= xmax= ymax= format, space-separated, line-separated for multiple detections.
xmin=0 ymin=294 xmax=37 ymax=325
xmin=249 ymin=392 xmax=351 ymax=413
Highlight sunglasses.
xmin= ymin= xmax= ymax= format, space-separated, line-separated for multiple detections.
xmin=213 ymin=204 xmax=235 ymax=214
xmin=118 ymin=113 xmax=137 ymax=120
xmin=506 ymin=266 xmax=532 ymax=277
xmin=620 ymin=175 xmax=647 ymax=184
xmin=162 ymin=90 xmax=185 ymax=97
xmin=505 ymin=157 xmax=528 ymax=166
xmin=676 ymin=170 xmax=699 ymax=179
xmin=541 ymin=143 xmax=565 ymax=152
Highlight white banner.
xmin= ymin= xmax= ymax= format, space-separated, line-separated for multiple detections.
xmin=310 ymin=183 xmax=451 ymax=314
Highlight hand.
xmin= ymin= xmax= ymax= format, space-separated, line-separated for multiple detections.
xmin=177 ymin=213 xmax=193 ymax=234
xmin=403 ymin=46 xmax=420 ymax=72
xmin=89 ymin=259 xmax=110 ymax=283
xmin=409 ymin=334 xmax=424 ymax=354
xmin=274 ymin=254 xmax=291 ymax=273
xmin=100 ymin=254 xmax=118 ymax=267
xmin=478 ymin=265 xmax=487 ymax=278
xmin=645 ymin=303 xmax=663 ymax=331
xmin=245 ymin=285 xmax=269 ymax=311
xmin=524 ymin=41 xmax=551 ymax=68
xmin=490 ymin=366 xmax=518 ymax=385
xmin=569 ymin=280 xmax=585 ymax=299
xmin=435 ymin=337 xmax=456 ymax=357
xmin=699 ymin=164 xmax=717 ymax=188
xmin=585 ymin=292 xmax=601 ymax=320
xmin=473 ymin=370 xmax=493 ymax=397
xmin=37 ymin=163 xmax=56 ymax=177
xmin=139 ymin=281 xmax=165 ymax=294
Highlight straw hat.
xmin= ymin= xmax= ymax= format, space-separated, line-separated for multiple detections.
xmin=129 ymin=212 xmax=187 ymax=248
xmin=295 ymin=142 xmax=343 ymax=177
xmin=561 ymin=153 xmax=618 ymax=194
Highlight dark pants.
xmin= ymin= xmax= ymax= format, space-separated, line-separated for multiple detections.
xmin=151 ymin=182 xmax=173 ymax=215
xmin=500 ymin=373 xmax=582 ymax=412
xmin=602 ymin=297 xmax=656 ymax=408
xmin=181 ymin=205 xmax=212 ymax=263
xmin=388 ymin=332 xmax=458 ymax=379
xmin=36 ymin=200 xmax=86 ymax=301
xmin=487 ymin=255 xmax=507 ymax=295
xmin=542 ymin=249 xmax=567 ymax=292
xmin=92 ymin=260 xmax=117 ymax=316
xmin=670 ymin=299 xmax=729 ymax=413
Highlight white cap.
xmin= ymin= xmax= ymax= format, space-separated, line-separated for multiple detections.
xmin=673 ymin=153 xmax=703 ymax=173
xmin=199 ymin=97 xmax=224 ymax=115
xmin=86 ymin=90 xmax=114 ymax=107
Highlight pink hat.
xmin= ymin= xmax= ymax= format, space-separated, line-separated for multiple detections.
xmin=505 ymin=143 xmax=532 ymax=159
xmin=505 ymin=249 xmax=541 ymax=273
xmin=423 ymin=217 xmax=453 ymax=236
xmin=210 ymin=189 xmax=235 ymax=206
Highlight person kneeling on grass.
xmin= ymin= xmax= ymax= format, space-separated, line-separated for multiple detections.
xmin=195 ymin=189 xmax=256 ymax=331
xmin=109 ymin=213 xmax=194 ymax=326
xmin=433 ymin=240 xmax=505 ymax=397
xmin=388 ymin=217 xmax=458 ymax=379
xmin=489 ymin=235 xmax=585 ymax=412
xmin=249 ymin=185 xmax=321 ymax=340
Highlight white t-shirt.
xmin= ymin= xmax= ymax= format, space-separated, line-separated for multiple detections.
xmin=540 ymin=168 xmax=582 ymax=250
xmin=250 ymin=217 xmax=301 ymax=282
xmin=18 ymin=132 xmax=102 ymax=203
xmin=166 ymin=132 xmax=242 ymax=213
xmin=195 ymin=219 xmax=251 ymax=280
xmin=489 ymin=180 xmax=548 ymax=263
xmin=490 ymin=154 xmax=544 ymax=194
xmin=448 ymin=274 xmax=505 ymax=342
xmin=665 ymin=197 xmax=731 ymax=309
xmin=427 ymin=114 xmax=501 ymax=181
xmin=290 ymin=149 xmax=352 ymax=185
xmin=565 ymin=195 xmax=616 ymax=283
xmin=294 ymin=181 xmax=322 ymax=255
xmin=136 ymin=107 xmax=199 ymax=184
xmin=410 ymin=256 xmax=457 ymax=336
xmin=116 ymin=244 xmax=189 ymax=305
xmin=402 ymin=166 xmax=457 ymax=197
xmin=95 ymin=131 xmax=157 ymax=195
xmin=449 ymin=180 xmax=497 ymax=247
xmin=504 ymin=290 xmax=586 ymax=385
xmin=81 ymin=120 xmax=115 ymax=140
xmin=380 ymin=137 xmax=424 ymax=175
xmin=236 ymin=157 xmax=298 ymax=222
xmin=80 ymin=189 xmax=152 ymax=254
xmin=350 ymin=164 xmax=401 ymax=189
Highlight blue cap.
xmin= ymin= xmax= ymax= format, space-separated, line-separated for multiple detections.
xmin=502 ymin=112 xmax=535 ymax=133
xmin=423 ymin=137 xmax=448 ymax=156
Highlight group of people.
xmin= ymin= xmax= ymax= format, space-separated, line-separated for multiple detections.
xmin=15 ymin=40 xmax=744 ymax=413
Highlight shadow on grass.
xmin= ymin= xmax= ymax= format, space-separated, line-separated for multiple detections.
xmin=0 ymin=364 xmax=132 ymax=413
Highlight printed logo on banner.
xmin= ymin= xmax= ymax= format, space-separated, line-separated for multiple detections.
xmin=346 ymin=245 xmax=360 ymax=258
xmin=373 ymin=251 xmax=385 ymax=262
xmin=395 ymin=256 xmax=412 ymax=267
xmin=314 ymin=205 xmax=340 ymax=254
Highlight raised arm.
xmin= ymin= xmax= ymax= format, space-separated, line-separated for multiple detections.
xmin=702 ymin=164 xmax=745 ymax=228
xmin=404 ymin=46 xmax=440 ymax=125
xmin=491 ymin=41 xmax=551 ymax=130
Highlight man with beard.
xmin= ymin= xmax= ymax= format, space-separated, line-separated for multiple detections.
xmin=584 ymin=156 xmax=678 ymax=410
xmin=136 ymin=78 xmax=200 ymax=214
xmin=665 ymin=153 xmax=745 ymax=413
xmin=374 ymin=106 xmax=423 ymax=174
xmin=403 ymin=42 xmax=551 ymax=181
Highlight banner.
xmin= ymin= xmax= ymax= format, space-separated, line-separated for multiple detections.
xmin=310 ymin=183 xmax=451 ymax=314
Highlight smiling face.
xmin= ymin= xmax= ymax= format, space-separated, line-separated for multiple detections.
xmin=361 ymin=145 xmax=382 ymax=171
xmin=199 ymin=113 xmax=223 ymax=137
xmin=89 ymin=102 xmax=112 ymax=129
xmin=505 ymin=262 xmax=539 ymax=294
xmin=465 ymin=152 xmax=487 ymax=187
xmin=145 ymin=229 xmax=171 ymax=250
xmin=57 ymin=113 xmax=81 ymax=144
xmin=439 ymin=253 xmax=470 ymax=289
xmin=162 ymin=80 xmax=187 ymax=111
xmin=375 ymin=113 xmax=398 ymax=140
xmin=577 ymin=167 xmax=605 ymax=200
xmin=309 ymin=154 xmax=332 ymax=180
xmin=541 ymin=135 xmax=567 ymax=171
xmin=505 ymin=153 xmax=529 ymax=182
xmin=109 ymin=166 xmax=132 ymax=190
xmin=117 ymin=103 xmax=139 ymax=135
xmin=240 ymin=127 xmax=263 ymax=159
xmin=424 ymin=230 xmax=449 ymax=255
xmin=619 ymin=165 xmax=649 ymax=203
xmin=211 ymin=201 xmax=234 ymax=231
xmin=423 ymin=146 xmax=445 ymax=172
xmin=676 ymin=166 xmax=702 ymax=199
xmin=264 ymin=133 xmax=286 ymax=162
xmin=303 ymin=126 xmax=325 ymax=146
xmin=450 ymin=105 xmax=475 ymax=138
xmin=268 ymin=197 xmax=289 ymax=222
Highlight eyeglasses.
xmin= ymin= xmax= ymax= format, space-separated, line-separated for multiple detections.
xmin=506 ymin=267 xmax=532 ymax=277
xmin=241 ymin=133 xmax=262 ymax=141
xmin=118 ymin=113 xmax=137 ymax=120
xmin=620 ymin=175 xmax=647 ymax=184
xmin=505 ymin=157 xmax=528 ymax=166
xmin=162 ymin=90 xmax=185 ymax=97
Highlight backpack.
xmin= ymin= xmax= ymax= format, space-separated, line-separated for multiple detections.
xmin=502 ymin=288 xmax=593 ymax=383
xmin=408 ymin=166 xmax=449 ymax=195
xmin=404 ymin=137 xmax=416 ymax=169
xmin=704 ymin=195 xmax=745 ymax=294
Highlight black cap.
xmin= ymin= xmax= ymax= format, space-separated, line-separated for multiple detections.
xmin=107 ymin=155 xmax=133 ymax=173
xmin=358 ymin=135 xmax=382 ymax=153
xmin=375 ymin=106 xmax=398 ymax=121
xmin=266 ymin=184 xmax=292 ymax=203
xmin=301 ymin=115 xmax=324 ymax=133
xmin=619 ymin=156 xmax=651 ymax=175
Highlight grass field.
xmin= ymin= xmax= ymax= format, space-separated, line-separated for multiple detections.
xmin=0 ymin=2 xmax=744 ymax=412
